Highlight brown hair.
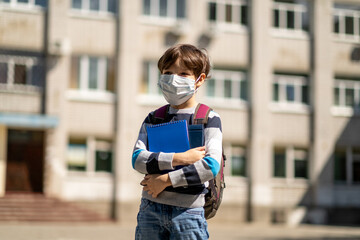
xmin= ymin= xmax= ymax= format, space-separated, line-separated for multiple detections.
xmin=157 ymin=44 xmax=211 ymax=78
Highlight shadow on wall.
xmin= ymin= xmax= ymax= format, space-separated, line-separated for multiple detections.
xmin=291 ymin=115 xmax=360 ymax=226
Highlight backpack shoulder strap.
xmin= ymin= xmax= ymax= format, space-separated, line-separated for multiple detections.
xmin=152 ymin=104 xmax=170 ymax=124
xmin=193 ymin=103 xmax=212 ymax=125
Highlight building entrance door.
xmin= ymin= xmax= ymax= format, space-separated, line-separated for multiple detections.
xmin=6 ymin=130 xmax=44 ymax=193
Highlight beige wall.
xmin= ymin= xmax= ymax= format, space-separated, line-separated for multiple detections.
xmin=0 ymin=125 xmax=7 ymax=197
xmin=0 ymin=10 xmax=44 ymax=51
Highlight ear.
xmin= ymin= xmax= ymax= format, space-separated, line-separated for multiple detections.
xmin=195 ymin=73 xmax=206 ymax=90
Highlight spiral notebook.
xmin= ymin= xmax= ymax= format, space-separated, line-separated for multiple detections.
xmin=146 ymin=120 xmax=190 ymax=153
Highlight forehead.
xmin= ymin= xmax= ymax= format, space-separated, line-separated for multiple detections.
xmin=163 ymin=59 xmax=191 ymax=71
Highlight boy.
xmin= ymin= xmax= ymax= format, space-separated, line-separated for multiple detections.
xmin=132 ymin=44 xmax=223 ymax=240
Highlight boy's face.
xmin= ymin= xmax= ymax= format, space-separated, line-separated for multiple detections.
xmin=162 ymin=59 xmax=196 ymax=81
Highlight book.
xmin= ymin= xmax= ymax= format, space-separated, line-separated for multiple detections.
xmin=188 ymin=124 xmax=204 ymax=148
xmin=146 ymin=120 xmax=190 ymax=153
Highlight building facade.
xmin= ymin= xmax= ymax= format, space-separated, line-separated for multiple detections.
xmin=0 ymin=0 xmax=360 ymax=225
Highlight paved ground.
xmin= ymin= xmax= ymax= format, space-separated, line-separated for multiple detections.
xmin=0 ymin=221 xmax=360 ymax=240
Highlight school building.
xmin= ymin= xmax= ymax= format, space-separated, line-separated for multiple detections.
xmin=0 ymin=0 xmax=360 ymax=225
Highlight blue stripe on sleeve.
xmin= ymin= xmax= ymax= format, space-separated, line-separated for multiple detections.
xmin=203 ymin=156 xmax=220 ymax=177
xmin=132 ymin=149 xmax=144 ymax=169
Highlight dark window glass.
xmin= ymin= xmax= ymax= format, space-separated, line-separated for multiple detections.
xmin=241 ymin=5 xmax=247 ymax=25
xmin=287 ymin=10 xmax=295 ymax=29
xmin=302 ymin=85 xmax=308 ymax=104
xmin=274 ymin=9 xmax=280 ymax=27
xmin=334 ymin=87 xmax=340 ymax=106
xmin=35 ymin=0 xmax=47 ymax=7
xmin=274 ymin=149 xmax=286 ymax=178
xmin=286 ymin=84 xmax=295 ymax=101
xmin=95 ymin=150 xmax=112 ymax=173
xmin=353 ymin=162 xmax=360 ymax=183
xmin=273 ymin=83 xmax=279 ymax=101
xmin=209 ymin=2 xmax=216 ymax=21
xmin=160 ymin=0 xmax=167 ymax=17
xmin=301 ymin=11 xmax=309 ymax=31
xmin=143 ymin=0 xmax=150 ymax=15
xmin=90 ymin=0 xmax=100 ymax=11
xmin=353 ymin=148 xmax=360 ymax=183
xmin=31 ymin=64 xmax=44 ymax=87
xmin=232 ymin=155 xmax=246 ymax=177
xmin=0 ymin=63 xmax=7 ymax=84
xmin=88 ymin=57 xmax=98 ymax=89
xmin=294 ymin=159 xmax=308 ymax=178
xmin=334 ymin=15 xmax=340 ymax=33
xmin=18 ymin=0 xmax=28 ymax=3
xmin=345 ymin=88 xmax=355 ymax=107
xmin=72 ymin=0 xmax=82 ymax=9
xmin=334 ymin=149 xmax=346 ymax=182
xmin=176 ymin=0 xmax=185 ymax=18
xmin=108 ymin=0 xmax=116 ymax=13
xmin=224 ymin=79 xmax=232 ymax=98
xmin=207 ymin=78 xmax=215 ymax=97
xmin=14 ymin=64 xmax=26 ymax=85
xmin=345 ymin=16 xmax=354 ymax=35
xmin=240 ymin=80 xmax=247 ymax=100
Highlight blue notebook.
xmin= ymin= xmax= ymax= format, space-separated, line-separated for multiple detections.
xmin=146 ymin=120 xmax=190 ymax=153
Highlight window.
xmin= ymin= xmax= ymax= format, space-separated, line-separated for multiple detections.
xmin=67 ymin=139 xmax=87 ymax=171
xmin=0 ymin=0 xmax=47 ymax=8
xmin=273 ymin=146 xmax=308 ymax=180
xmin=272 ymin=0 xmax=309 ymax=33
xmin=333 ymin=5 xmax=360 ymax=42
xmin=334 ymin=147 xmax=360 ymax=184
xmin=272 ymin=74 xmax=309 ymax=108
xmin=71 ymin=0 xmax=116 ymax=15
xmin=229 ymin=145 xmax=246 ymax=177
xmin=208 ymin=0 xmax=248 ymax=30
xmin=334 ymin=79 xmax=360 ymax=110
xmin=0 ymin=55 xmax=43 ymax=89
xmin=206 ymin=69 xmax=247 ymax=101
xmin=141 ymin=61 xmax=161 ymax=96
xmin=143 ymin=0 xmax=186 ymax=20
xmin=70 ymin=56 xmax=115 ymax=93
xmin=67 ymin=138 xmax=113 ymax=173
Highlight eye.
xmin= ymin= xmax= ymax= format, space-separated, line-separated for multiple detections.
xmin=179 ymin=72 xmax=190 ymax=77
xmin=163 ymin=71 xmax=172 ymax=75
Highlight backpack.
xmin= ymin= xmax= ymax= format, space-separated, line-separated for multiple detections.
xmin=152 ymin=103 xmax=226 ymax=220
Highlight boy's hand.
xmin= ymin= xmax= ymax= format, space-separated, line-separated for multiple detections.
xmin=141 ymin=174 xmax=172 ymax=198
xmin=173 ymin=146 xmax=206 ymax=167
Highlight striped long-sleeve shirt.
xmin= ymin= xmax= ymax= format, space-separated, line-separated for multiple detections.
xmin=132 ymin=105 xmax=223 ymax=208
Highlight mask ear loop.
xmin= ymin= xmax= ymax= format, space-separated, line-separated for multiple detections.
xmin=194 ymin=74 xmax=204 ymax=92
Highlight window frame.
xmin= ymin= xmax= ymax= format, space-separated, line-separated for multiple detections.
xmin=141 ymin=0 xmax=186 ymax=25
xmin=332 ymin=78 xmax=360 ymax=116
xmin=273 ymin=146 xmax=309 ymax=182
xmin=67 ymin=55 xmax=115 ymax=102
xmin=224 ymin=144 xmax=247 ymax=178
xmin=205 ymin=69 xmax=247 ymax=104
xmin=67 ymin=137 xmax=113 ymax=174
xmin=207 ymin=0 xmax=248 ymax=32
xmin=334 ymin=146 xmax=360 ymax=185
xmin=0 ymin=0 xmax=46 ymax=9
xmin=70 ymin=0 xmax=116 ymax=16
xmin=272 ymin=0 xmax=309 ymax=38
xmin=333 ymin=7 xmax=360 ymax=42
xmin=271 ymin=74 xmax=310 ymax=113
xmin=0 ymin=55 xmax=42 ymax=92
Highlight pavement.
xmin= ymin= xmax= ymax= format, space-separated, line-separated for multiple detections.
xmin=0 ymin=221 xmax=360 ymax=240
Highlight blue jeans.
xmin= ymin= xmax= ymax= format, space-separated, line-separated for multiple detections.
xmin=135 ymin=198 xmax=209 ymax=240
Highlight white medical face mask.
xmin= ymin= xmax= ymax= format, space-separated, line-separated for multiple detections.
xmin=158 ymin=74 xmax=201 ymax=106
